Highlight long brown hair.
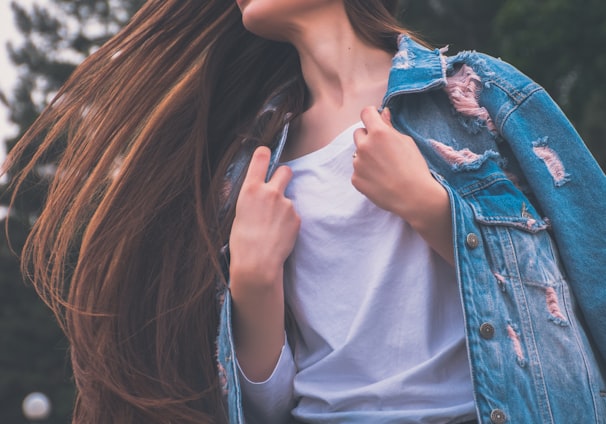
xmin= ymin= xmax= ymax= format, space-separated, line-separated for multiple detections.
xmin=3 ymin=1 xmax=414 ymax=422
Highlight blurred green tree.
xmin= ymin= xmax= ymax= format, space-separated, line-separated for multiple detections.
xmin=399 ymin=0 xmax=507 ymax=55
xmin=493 ymin=0 xmax=606 ymax=168
xmin=1 ymin=1 xmax=144 ymax=423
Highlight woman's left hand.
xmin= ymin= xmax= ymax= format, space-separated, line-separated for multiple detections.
xmin=352 ymin=106 xmax=454 ymax=264
xmin=352 ymin=106 xmax=440 ymax=220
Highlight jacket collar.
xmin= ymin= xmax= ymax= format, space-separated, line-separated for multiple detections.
xmin=382 ymin=35 xmax=448 ymax=107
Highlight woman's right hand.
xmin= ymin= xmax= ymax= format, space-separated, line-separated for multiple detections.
xmin=229 ymin=146 xmax=301 ymax=289
xmin=228 ymin=146 xmax=300 ymax=381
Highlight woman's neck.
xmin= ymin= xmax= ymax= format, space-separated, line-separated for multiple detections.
xmin=276 ymin=4 xmax=395 ymax=162
xmin=286 ymin=7 xmax=393 ymax=110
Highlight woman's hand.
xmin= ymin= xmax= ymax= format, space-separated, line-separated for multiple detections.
xmin=352 ymin=107 xmax=454 ymax=264
xmin=229 ymin=146 xmax=301 ymax=288
xmin=229 ymin=146 xmax=300 ymax=382
xmin=352 ymin=107 xmax=437 ymax=218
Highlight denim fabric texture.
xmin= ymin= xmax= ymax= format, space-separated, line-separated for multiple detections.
xmin=217 ymin=36 xmax=606 ymax=423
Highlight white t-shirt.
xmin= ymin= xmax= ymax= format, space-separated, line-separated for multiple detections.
xmin=238 ymin=122 xmax=476 ymax=424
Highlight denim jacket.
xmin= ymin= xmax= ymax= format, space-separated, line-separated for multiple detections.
xmin=216 ymin=36 xmax=606 ymax=423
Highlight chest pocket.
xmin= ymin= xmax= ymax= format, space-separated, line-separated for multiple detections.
xmin=458 ymin=169 xmax=568 ymax=307
xmin=461 ymin=173 xmax=548 ymax=233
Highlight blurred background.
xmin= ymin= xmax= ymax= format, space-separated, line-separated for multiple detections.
xmin=1 ymin=0 xmax=604 ymax=422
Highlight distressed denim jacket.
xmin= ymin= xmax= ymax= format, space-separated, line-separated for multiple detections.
xmin=216 ymin=36 xmax=606 ymax=423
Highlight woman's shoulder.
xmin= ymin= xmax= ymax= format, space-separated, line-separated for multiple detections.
xmin=444 ymin=48 xmax=542 ymax=100
xmin=394 ymin=35 xmax=542 ymax=101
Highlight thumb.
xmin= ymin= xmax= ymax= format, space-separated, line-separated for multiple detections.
xmin=380 ymin=107 xmax=393 ymax=127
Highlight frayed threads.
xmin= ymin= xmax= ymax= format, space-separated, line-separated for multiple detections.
xmin=507 ymin=324 xmax=527 ymax=366
xmin=444 ymin=64 xmax=497 ymax=132
xmin=430 ymin=139 xmax=500 ymax=171
xmin=393 ymin=43 xmax=415 ymax=70
xmin=546 ymin=287 xmax=568 ymax=325
xmin=532 ymin=137 xmax=571 ymax=187
xmin=494 ymin=273 xmax=507 ymax=292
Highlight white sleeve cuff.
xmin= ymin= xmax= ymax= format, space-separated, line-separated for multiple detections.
xmin=236 ymin=335 xmax=297 ymax=423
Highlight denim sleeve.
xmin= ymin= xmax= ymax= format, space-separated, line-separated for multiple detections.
xmin=236 ymin=337 xmax=297 ymax=424
xmin=488 ymin=71 xmax=606 ymax=363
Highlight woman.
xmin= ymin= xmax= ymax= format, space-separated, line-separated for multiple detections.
xmin=4 ymin=1 xmax=605 ymax=423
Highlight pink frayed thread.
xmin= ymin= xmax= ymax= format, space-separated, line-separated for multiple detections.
xmin=445 ymin=64 xmax=496 ymax=131
xmin=507 ymin=325 xmax=525 ymax=363
xmin=521 ymin=202 xmax=537 ymax=227
xmin=430 ymin=139 xmax=482 ymax=166
xmin=217 ymin=362 xmax=228 ymax=395
xmin=532 ymin=145 xmax=570 ymax=186
xmin=494 ymin=273 xmax=507 ymax=284
xmin=546 ymin=287 xmax=567 ymax=321
xmin=494 ymin=273 xmax=507 ymax=292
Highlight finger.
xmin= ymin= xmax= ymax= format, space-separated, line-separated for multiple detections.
xmin=268 ymin=165 xmax=293 ymax=193
xmin=245 ymin=146 xmax=272 ymax=183
xmin=380 ymin=107 xmax=392 ymax=127
xmin=360 ymin=106 xmax=384 ymax=131
xmin=353 ymin=127 xmax=368 ymax=149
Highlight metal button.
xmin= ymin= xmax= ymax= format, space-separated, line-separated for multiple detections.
xmin=466 ymin=233 xmax=480 ymax=249
xmin=480 ymin=323 xmax=495 ymax=339
xmin=490 ymin=409 xmax=507 ymax=423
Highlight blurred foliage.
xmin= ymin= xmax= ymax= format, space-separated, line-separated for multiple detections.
xmin=1 ymin=1 xmax=144 ymax=422
xmin=1 ymin=0 xmax=604 ymax=422
xmin=399 ymin=0 xmax=606 ymax=168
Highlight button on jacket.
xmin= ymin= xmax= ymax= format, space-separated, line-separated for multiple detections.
xmin=217 ymin=36 xmax=606 ymax=423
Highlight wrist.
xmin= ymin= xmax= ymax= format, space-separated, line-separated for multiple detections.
xmin=398 ymin=178 xmax=454 ymax=264
xmin=229 ymin=259 xmax=284 ymax=298
xmin=397 ymin=178 xmax=450 ymax=232
xmin=229 ymin=258 xmax=284 ymax=292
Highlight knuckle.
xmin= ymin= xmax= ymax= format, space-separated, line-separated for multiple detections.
xmin=360 ymin=106 xmax=372 ymax=121
xmin=243 ymin=180 xmax=261 ymax=196
xmin=285 ymin=199 xmax=296 ymax=213
xmin=374 ymin=126 xmax=390 ymax=138
xmin=238 ymin=183 xmax=253 ymax=199
xmin=267 ymin=186 xmax=282 ymax=201
xmin=356 ymin=141 xmax=369 ymax=155
xmin=281 ymin=165 xmax=293 ymax=178
xmin=286 ymin=201 xmax=300 ymax=220
xmin=353 ymin=127 xmax=364 ymax=139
